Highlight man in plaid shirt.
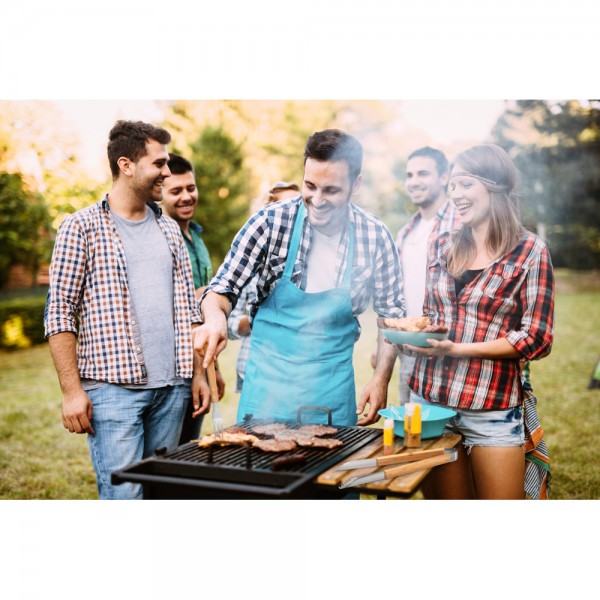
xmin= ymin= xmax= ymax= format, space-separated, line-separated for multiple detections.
xmin=44 ymin=121 xmax=208 ymax=499
xmin=196 ymin=129 xmax=405 ymax=426
xmin=392 ymin=147 xmax=460 ymax=404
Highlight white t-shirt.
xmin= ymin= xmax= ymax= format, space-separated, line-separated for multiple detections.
xmin=401 ymin=216 xmax=436 ymax=316
xmin=305 ymin=227 xmax=343 ymax=293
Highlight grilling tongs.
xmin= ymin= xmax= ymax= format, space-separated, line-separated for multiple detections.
xmin=339 ymin=447 xmax=458 ymax=489
xmin=207 ymin=361 xmax=224 ymax=438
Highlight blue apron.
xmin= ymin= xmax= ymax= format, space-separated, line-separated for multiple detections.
xmin=237 ymin=203 xmax=358 ymax=426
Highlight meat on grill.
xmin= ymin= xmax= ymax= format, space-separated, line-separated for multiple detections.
xmin=197 ymin=432 xmax=259 ymax=447
xmin=273 ymin=429 xmax=314 ymax=442
xmin=225 ymin=426 xmax=253 ymax=435
xmin=297 ymin=424 xmax=338 ymax=436
xmin=296 ymin=437 xmax=344 ymax=449
xmin=252 ymin=438 xmax=298 ymax=452
xmin=251 ymin=423 xmax=289 ymax=435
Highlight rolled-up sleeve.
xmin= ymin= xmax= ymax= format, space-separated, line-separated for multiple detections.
xmin=505 ymin=245 xmax=555 ymax=360
xmin=44 ymin=216 xmax=86 ymax=338
xmin=205 ymin=212 xmax=269 ymax=310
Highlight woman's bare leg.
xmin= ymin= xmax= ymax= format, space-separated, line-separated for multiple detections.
xmin=469 ymin=446 xmax=525 ymax=499
xmin=421 ymin=444 xmax=476 ymax=499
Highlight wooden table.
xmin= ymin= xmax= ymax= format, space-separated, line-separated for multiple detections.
xmin=316 ymin=433 xmax=461 ymax=499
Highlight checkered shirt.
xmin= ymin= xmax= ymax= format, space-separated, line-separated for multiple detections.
xmin=44 ymin=196 xmax=201 ymax=383
xmin=409 ymin=230 xmax=555 ymax=410
xmin=395 ymin=200 xmax=462 ymax=258
xmin=207 ymin=196 xmax=405 ymax=324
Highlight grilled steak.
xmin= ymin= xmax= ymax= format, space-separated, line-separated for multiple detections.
xmin=197 ymin=432 xmax=258 ymax=447
xmin=225 ymin=426 xmax=252 ymax=435
xmin=252 ymin=423 xmax=289 ymax=436
xmin=297 ymin=424 xmax=338 ymax=436
xmin=252 ymin=438 xmax=298 ymax=452
xmin=274 ymin=429 xmax=314 ymax=442
xmin=296 ymin=437 xmax=344 ymax=449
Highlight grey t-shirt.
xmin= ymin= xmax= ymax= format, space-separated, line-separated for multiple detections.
xmin=82 ymin=206 xmax=185 ymax=390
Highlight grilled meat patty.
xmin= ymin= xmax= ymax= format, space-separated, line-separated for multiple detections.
xmin=297 ymin=424 xmax=338 ymax=436
xmin=252 ymin=423 xmax=289 ymax=435
xmin=252 ymin=438 xmax=298 ymax=452
xmin=296 ymin=437 xmax=344 ymax=449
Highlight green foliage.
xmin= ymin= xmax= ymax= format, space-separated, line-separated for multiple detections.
xmin=0 ymin=172 xmax=53 ymax=287
xmin=0 ymin=294 xmax=48 ymax=349
xmin=189 ymin=126 xmax=251 ymax=269
xmin=490 ymin=100 xmax=600 ymax=269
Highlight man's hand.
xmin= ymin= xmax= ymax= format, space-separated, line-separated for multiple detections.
xmin=356 ymin=376 xmax=387 ymax=426
xmin=191 ymin=368 xmax=211 ymax=418
xmin=195 ymin=291 xmax=231 ymax=368
xmin=62 ymin=390 xmax=94 ymax=435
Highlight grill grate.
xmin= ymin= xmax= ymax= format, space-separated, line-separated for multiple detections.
xmin=112 ymin=416 xmax=382 ymax=498
xmin=167 ymin=418 xmax=377 ymax=473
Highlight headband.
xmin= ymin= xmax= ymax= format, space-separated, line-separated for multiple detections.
xmin=450 ymin=171 xmax=497 ymax=185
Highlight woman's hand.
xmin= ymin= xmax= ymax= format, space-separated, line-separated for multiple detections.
xmin=401 ymin=339 xmax=456 ymax=357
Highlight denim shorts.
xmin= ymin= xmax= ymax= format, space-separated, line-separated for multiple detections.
xmin=409 ymin=391 xmax=524 ymax=450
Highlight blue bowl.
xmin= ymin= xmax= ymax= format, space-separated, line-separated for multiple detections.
xmin=380 ymin=328 xmax=448 ymax=348
xmin=379 ymin=405 xmax=457 ymax=439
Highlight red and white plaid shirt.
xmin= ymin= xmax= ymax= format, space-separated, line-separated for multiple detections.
xmin=409 ymin=229 xmax=555 ymax=410
xmin=44 ymin=196 xmax=201 ymax=384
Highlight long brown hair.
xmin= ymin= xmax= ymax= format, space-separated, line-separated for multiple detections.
xmin=447 ymin=144 xmax=524 ymax=277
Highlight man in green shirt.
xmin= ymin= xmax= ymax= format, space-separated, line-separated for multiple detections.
xmin=161 ymin=153 xmax=224 ymax=442
xmin=161 ymin=153 xmax=213 ymax=298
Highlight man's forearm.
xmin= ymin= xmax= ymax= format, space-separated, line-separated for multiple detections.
xmin=373 ymin=330 xmax=396 ymax=383
xmin=200 ymin=291 xmax=232 ymax=322
xmin=48 ymin=332 xmax=83 ymax=395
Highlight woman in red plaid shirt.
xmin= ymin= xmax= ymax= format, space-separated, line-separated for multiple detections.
xmin=405 ymin=144 xmax=555 ymax=499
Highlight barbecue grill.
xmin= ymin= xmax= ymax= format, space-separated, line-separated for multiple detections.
xmin=111 ymin=408 xmax=381 ymax=499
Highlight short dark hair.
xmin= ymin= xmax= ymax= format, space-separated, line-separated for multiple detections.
xmin=107 ymin=120 xmax=171 ymax=178
xmin=407 ymin=146 xmax=449 ymax=177
xmin=304 ymin=129 xmax=363 ymax=182
xmin=168 ymin=153 xmax=194 ymax=175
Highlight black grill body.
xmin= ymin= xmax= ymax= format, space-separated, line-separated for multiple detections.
xmin=111 ymin=416 xmax=381 ymax=499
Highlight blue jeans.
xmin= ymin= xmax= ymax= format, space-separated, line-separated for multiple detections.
xmin=87 ymin=384 xmax=189 ymax=499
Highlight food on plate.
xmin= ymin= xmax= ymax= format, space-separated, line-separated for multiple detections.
xmin=252 ymin=423 xmax=290 ymax=435
xmin=295 ymin=437 xmax=344 ymax=449
xmin=382 ymin=316 xmax=448 ymax=333
xmin=270 ymin=454 xmax=307 ymax=470
xmin=252 ymin=438 xmax=298 ymax=452
xmin=298 ymin=424 xmax=338 ymax=436
xmin=197 ymin=431 xmax=259 ymax=447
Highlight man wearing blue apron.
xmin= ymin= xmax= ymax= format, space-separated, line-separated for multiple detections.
xmin=195 ymin=129 xmax=405 ymax=426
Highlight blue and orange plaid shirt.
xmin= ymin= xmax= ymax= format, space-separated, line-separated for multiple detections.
xmin=44 ymin=196 xmax=201 ymax=384
xmin=409 ymin=229 xmax=555 ymax=410
xmin=207 ymin=196 xmax=405 ymax=325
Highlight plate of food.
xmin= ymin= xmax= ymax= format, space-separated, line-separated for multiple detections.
xmin=378 ymin=316 xmax=448 ymax=348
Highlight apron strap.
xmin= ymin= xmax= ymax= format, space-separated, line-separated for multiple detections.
xmin=282 ymin=202 xmax=306 ymax=279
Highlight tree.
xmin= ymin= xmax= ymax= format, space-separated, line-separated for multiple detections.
xmin=0 ymin=172 xmax=53 ymax=288
xmin=188 ymin=126 xmax=251 ymax=269
xmin=490 ymin=100 xmax=600 ymax=269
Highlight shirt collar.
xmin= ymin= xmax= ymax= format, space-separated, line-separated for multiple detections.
xmin=101 ymin=193 xmax=163 ymax=218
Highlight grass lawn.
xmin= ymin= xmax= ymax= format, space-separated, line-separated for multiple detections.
xmin=1 ymin=269 xmax=598 ymax=499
